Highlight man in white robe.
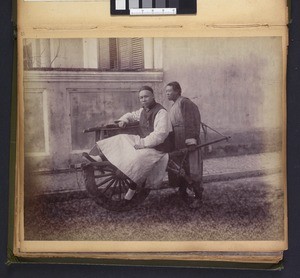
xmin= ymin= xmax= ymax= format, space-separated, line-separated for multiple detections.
xmin=85 ymin=86 xmax=172 ymax=200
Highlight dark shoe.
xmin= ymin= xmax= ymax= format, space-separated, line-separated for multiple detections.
xmin=179 ymin=191 xmax=190 ymax=203
xmin=189 ymin=198 xmax=203 ymax=209
xmin=170 ymin=189 xmax=190 ymax=203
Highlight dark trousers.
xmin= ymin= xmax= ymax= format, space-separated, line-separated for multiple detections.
xmin=168 ymin=154 xmax=203 ymax=199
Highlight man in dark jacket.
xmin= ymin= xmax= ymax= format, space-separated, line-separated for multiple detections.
xmin=166 ymin=81 xmax=203 ymax=208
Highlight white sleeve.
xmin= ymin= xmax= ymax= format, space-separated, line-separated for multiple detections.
xmin=140 ymin=109 xmax=172 ymax=148
xmin=118 ymin=108 xmax=142 ymax=123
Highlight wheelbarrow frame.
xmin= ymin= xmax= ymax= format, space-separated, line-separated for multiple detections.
xmin=81 ymin=122 xmax=230 ymax=211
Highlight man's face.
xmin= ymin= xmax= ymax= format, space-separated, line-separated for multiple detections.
xmin=165 ymin=85 xmax=179 ymax=101
xmin=139 ymin=90 xmax=155 ymax=108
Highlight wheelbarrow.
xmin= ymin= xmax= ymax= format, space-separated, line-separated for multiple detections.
xmin=80 ymin=122 xmax=230 ymax=211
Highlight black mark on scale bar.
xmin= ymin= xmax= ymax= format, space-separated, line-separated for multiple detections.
xmin=111 ymin=0 xmax=197 ymax=15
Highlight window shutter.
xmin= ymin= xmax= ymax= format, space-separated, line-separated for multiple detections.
xmin=109 ymin=38 xmax=118 ymax=70
xmin=118 ymin=38 xmax=144 ymax=71
xmin=118 ymin=38 xmax=133 ymax=70
xmin=132 ymin=38 xmax=144 ymax=70
xmin=24 ymin=38 xmax=145 ymax=71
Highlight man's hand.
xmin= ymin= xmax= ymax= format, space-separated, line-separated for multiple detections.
xmin=134 ymin=144 xmax=144 ymax=150
xmin=118 ymin=121 xmax=127 ymax=128
xmin=187 ymin=144 xmax=197 ymax=152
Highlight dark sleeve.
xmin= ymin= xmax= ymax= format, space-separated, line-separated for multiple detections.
xmin=181 ymin=98 xmax=201 ymax=141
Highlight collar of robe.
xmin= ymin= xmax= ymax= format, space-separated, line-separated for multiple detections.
xmin=143 ymin=100 xmax=157 ymax=112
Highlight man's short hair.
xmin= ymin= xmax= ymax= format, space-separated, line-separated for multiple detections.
xmin=139 ymin=85 xmax=154 ymax=94
xmin=167 ymin=81 xmax=182 ymax=95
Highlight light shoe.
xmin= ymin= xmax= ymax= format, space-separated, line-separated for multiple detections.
xmin=124 ymin=189 xmax=136 ymax=200
xmin=89 ymin=155 xmax=102 ymax=162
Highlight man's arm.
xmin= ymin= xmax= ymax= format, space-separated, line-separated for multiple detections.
xmin=181 ymin=98 xmax=201 ymax=145
xmin=139 ymin=109 xmax=172 ymax=148
xmin=117 ymin=108 xmax=142 ymax=127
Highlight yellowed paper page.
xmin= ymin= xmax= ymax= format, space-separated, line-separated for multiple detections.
xmin=14 ymin=0 xmax=288 ymax=262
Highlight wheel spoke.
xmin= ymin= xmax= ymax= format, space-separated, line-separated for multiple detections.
xmin=94 ymin=173 xmax=114 ymax=179
xmin=110 ymin=180 xmax=118 ymax=196
xmin=124 ymin=179 xmax=132 ymax=187
xmin=120 ymin=180 xmax=128 ymax=192
xmin=97 ymin=176 xmax=115 ymax=188
xmin=102 ymin=179 xmax=116 ymax=194
xmin=100 ymin=167 xmax=115 ymax=173
xmin=117 ymin=180 xmax=122 ymax=200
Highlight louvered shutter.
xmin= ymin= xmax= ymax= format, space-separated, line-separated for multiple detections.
xmin=132 ymin=38 xmax=144 ymax=70
xmin=118 ymin=38 xmax=133 ymax=70
xmin=109 ymin=38 xmax=118 ymax=70
xmin=117 ymin=38 xmax=144 ymax=71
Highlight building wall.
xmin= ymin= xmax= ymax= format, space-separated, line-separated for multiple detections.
xmin=24 ymin=72 xmax=164 ymax=171
xmin=159 ymin=37 xmax=283 ymax=132
xmin=24 ymin=37 xmax=284 ymax=173
xmin=159 ymin=37 xmax=284 ymax=158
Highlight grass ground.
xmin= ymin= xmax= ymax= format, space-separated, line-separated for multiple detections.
xmin=24 ymin=173 xmax=284 ymax=241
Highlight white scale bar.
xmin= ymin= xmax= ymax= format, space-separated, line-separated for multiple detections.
xmin=130 ymin=8 xmax=177 ymax=15
xmin=116 ymin=0 xmax=126 ymax=10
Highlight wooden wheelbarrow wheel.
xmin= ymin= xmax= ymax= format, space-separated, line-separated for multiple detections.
xmin=83 ymin=163 xmax=150 ymax=212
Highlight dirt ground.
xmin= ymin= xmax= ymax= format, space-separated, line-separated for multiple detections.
xmin=24 ymin=173 xmax=284 ymax=241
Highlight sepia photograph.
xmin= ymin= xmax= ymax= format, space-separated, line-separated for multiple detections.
xmin=21 ymin=36 xmax=285 ymax=251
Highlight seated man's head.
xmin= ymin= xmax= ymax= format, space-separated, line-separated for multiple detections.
xmin=139 ymin=86 xmax=155 ymax=108
xmin=165 ymin=81 xmax=181 ymax=101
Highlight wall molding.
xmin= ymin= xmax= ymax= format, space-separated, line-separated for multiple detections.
xmin=24 ymin=70 xmax=164 ymax=83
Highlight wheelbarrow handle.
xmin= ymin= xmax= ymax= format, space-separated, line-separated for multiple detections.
xmin=169 ymin=136 xmax=231 ymax=157
xmin=194 ymin=136 xmax=231 ymax=150
xmin=83 ymin=122 xmax=139 ymax=133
